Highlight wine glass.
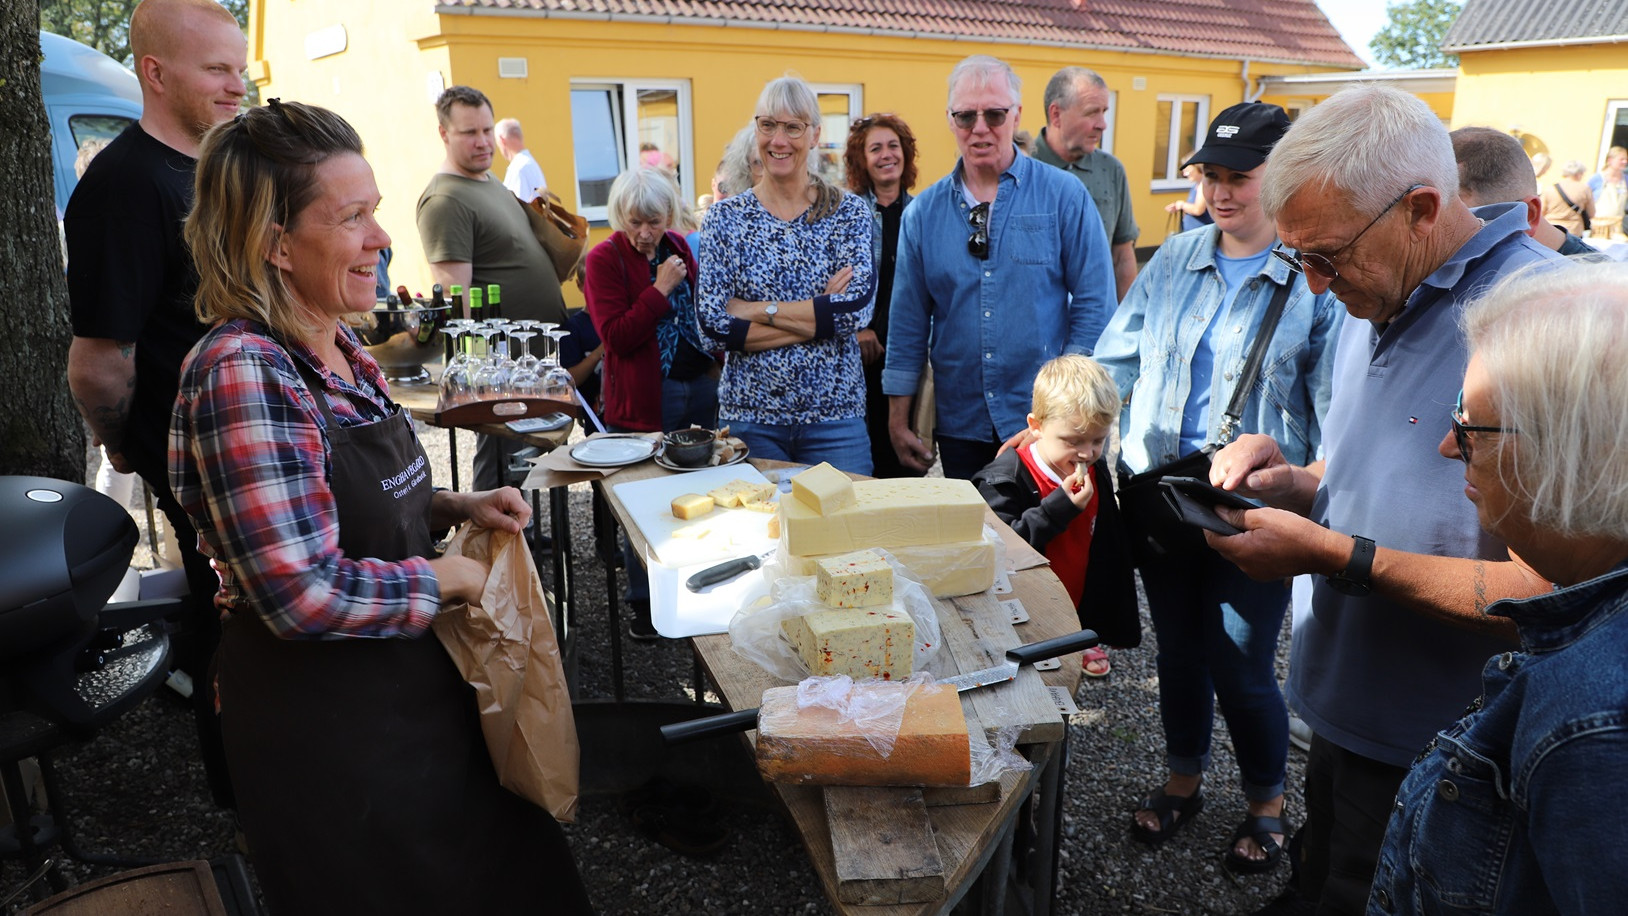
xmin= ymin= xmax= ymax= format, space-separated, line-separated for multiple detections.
xmin=512 ymin=321 xmax=542 ymax=374
xmin=438 ymin=321 xmax=477 ymax=407
xmin=541 ymin=327 xmax=574 ymax=403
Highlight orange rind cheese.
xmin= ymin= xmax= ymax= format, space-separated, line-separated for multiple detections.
xmin=756 ymin=684 xmax=970 ymax=786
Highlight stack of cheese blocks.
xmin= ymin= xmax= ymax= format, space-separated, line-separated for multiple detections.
xmin=782 ymin=549 xmax=914 ymax=681
xmin=779 ymin=463 xmax=996 ymax=597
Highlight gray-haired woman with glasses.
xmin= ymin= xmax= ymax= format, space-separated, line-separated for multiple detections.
xmin=695 ymin=75 xmax=876 ymax=474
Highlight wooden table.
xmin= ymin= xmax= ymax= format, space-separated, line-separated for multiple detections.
xmin=595 ymin=457 xmax=1084 ymax=915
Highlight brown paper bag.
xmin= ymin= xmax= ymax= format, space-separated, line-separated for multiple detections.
xmin=434 ymin=526 xmax=580 ymax=822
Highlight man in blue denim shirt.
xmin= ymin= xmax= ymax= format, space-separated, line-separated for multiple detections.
xmin=1204 ymin=86 xmax=1560 ymax=916
xmin=880 ymin=54 xmax=1115 ymax=480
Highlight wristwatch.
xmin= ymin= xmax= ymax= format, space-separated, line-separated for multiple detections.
xmin=1327 ymin=535 xmax=1375 ymax=596
xmin=764 ymin=302 xmax=780 ymax=327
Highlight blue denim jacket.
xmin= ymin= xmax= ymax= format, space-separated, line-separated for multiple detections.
xmin=880 ymin=152 xmax=1116 ymax=441
xmin=1368 ymin=563 xmax=1628 ymax=916
xmin=1093 ymin=225 xmax=1344 ymax=473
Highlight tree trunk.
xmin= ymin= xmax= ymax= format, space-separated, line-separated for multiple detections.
xmin=0 ymin=6 xmax=87 ymax=480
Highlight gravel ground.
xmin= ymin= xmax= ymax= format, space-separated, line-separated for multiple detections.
xmin=2 ymin=427 xmax=1303 ymax=915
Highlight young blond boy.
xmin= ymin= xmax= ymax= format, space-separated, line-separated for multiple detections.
xmin=971 ymin=354 xmax=1139 ymax=676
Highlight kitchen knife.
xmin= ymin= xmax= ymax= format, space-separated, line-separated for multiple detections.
xmin=685 ymin=554 xmax=766 ymax=592
xmin=660 ymin=628 xmax=1100 ymax=745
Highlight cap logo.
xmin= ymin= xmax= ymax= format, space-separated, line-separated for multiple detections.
xmin=1216 ymin=125 xmax=1241 ymax=139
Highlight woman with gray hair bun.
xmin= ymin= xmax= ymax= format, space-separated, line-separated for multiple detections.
xmin=1368 ymin=261 xmax=1628 ymax=914
xmin=696 ymin=75 xmax=877 ymax=473
xmin=1541 ymin=158 xmax=1595 ymax=237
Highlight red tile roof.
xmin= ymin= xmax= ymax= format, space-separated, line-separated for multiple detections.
xmin=445 ymin=0 xmax=1365 ymax=68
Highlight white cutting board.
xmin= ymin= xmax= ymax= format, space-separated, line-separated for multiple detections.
xmin=612 ymin=464 xmax=779 ymax=567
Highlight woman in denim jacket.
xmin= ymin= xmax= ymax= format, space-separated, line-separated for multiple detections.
xmin=1094 ymin=103 xmax=1343 ymax=872
xmin=1367 ymin=264 xmax=1628 ymax=915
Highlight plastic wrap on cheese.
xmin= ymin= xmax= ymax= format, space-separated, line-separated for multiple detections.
xmin=755 ymin=676 xmax=971 ymax=786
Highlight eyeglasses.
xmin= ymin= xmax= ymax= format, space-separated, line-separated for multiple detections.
xmin=755 ymin=117 xmax=809 ymax=139
xmin=851 ymin=113 xmax=893 ymax=131
xmin=1451 ymin=388 xmax=1518 ymax=464
xmin=967 ymin=202 xmax=990 ymax=260
xmin=1271 ymin=184 xmax=1425 ymax=283
xmin=949 ymin=108 xmax=1011 ymax=131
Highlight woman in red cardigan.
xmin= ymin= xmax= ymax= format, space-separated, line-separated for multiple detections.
xmin=586 ymin=167 xmax=719 ymax=434
xmin=586 ymin=167 xmax=721 ymax=639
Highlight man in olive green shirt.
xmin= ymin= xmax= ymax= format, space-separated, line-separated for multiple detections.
xmin=1033 ymin=67 xmax=1139 ymax=300
xmin=418 ymin=84 xmax=567 ymax=490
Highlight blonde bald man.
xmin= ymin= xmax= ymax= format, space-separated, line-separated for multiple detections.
xmin=64 ymin=0 xmax=246 ymax=809
xmin=495 ymin=116 xmax=548 ymax=202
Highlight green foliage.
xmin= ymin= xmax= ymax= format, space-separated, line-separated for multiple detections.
xmin=39 ymin=0 xmax=248 ymax=67
xmin=1370 ymin=0 xmax=1463 ymax=69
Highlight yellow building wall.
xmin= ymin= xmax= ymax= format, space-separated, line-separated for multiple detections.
xmin=252 ymin=2 xmax=1352 ymax=298
xmin=1450 ymin=45 xmax=1627 ymax=172
xmin=1258 ymin=89 xmax=1453 ymax=124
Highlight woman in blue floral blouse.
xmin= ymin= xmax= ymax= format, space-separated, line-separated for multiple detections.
xmin=696 ymin=75 xmax=876 ymax=474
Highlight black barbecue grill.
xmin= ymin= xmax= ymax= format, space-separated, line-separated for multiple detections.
xmin=0 ymin=476 xmax=177 ymax=901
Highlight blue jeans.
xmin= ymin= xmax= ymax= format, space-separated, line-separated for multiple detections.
xmin=936 ymin=435 xmax=999 ymax=481
xmin=728 ymin=417 xmax=872 ymax=477
xmin=661 ymin=374 xmax=718 ymax=431
xmin=1141 ymin=548 xmax=1290 ymax=801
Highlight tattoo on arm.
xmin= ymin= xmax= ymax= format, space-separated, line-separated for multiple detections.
xmin=1473 ymin=561 xmax=1489 ymax=615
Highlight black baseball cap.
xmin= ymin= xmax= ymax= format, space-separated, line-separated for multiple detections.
xmin=1184 ymin=102 xmax=1292 ymax=172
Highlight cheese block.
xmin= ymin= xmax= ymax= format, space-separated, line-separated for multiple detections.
xmin=781 ymin=606 xmax=914 ymax=680
xmin=709 ymin=479 xmax=776 ymax=508
xmin=790 ymin=462 xmax=856 ymax=514
xmin=756 ymin=683 xmax=970 ymax=786
xmin=784 ymin=536 xmax=997 ymax=598
xmin=815 ymin=549 xmax=894 ymax=608
xmin=782 ymin=478 xmax=987 ymax=557
xmin=670 ymin=493 xmax=715 ymax=520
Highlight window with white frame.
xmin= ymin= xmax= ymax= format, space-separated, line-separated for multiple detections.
xmin=1151 ymin=94 xmax=1209 ymax=191
xmin=1599 ymin=100 xmax=1628 ymax=171
xmin=808 ymin=84 xmax=862 ymax=187
xmin=570 ymin=79 xmax=693 ymax=222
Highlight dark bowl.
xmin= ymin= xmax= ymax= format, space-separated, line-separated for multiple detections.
xmin=663 ymin=428 xmax=715 ymax=468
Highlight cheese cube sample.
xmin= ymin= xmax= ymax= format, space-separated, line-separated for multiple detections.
xmin=708 ymin=479 xmax=776 ymax=508
xmin=791 ymin=462 xmax=856 ymax=514
xmin=815 ymin=549 xmax=894 ymax=608
xmin=756 ymin=683 xmax=970 ymax=786
xmin=784 ymin=537 xmax=996 ymax=598
xmin=781 ymin=606 xmax=915 ymax=680
xmin=782 ymin=477 xmax=987 ymax=557
xmin=670 ymin=493 xmax=714 ymax=520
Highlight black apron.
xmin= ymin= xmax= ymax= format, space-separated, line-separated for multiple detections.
xmin=217 ymin=355 xmax=592 ymax=915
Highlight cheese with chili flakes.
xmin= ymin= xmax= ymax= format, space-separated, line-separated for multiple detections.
xmin=814 ymin=549 xmax=893 ymax=608
xmin=781 ymin=606 xmax=914 ymax=680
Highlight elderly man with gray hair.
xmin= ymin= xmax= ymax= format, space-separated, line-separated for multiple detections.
xmin=1541 ymin=158 xmax=1596 ymax=239
xmin=1199 ymin=84 xmax=1563 ymax=916
xmin=882 ymin=54 xmax=1115 ymax=480
xmin=495 ymin=116 xmax=547 ymax=202
xmin=1032 ymin=66 xmax=1139 ymax=299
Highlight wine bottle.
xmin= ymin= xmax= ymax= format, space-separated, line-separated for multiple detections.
xmin=486 ymin=284 xmax=502 ymax=321
xmin=396 ymin=284 xmax=414 ymax=308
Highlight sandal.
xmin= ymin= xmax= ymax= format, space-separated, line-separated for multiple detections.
xmin=1224 ymin=813 xmax=1287 ymax=874
xmin=1129 ymin=786 xmax=1205 ymax=846
xmin=1081 ymin=646 xmax=1111 ymax=678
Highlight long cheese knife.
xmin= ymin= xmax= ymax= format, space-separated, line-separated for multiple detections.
xmin=660 ymin=629 xmax=1099 ymax=745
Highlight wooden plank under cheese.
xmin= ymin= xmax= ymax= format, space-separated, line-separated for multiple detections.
xmin=824 ymin=787 xmax=946 ymax=905
xmin=756 ymin=683 xmax=971 ymax=787
xmin=782 ymin=477 xmax=987 ymax=557
xmin=790 ymin=461 xmax=856 ymax=514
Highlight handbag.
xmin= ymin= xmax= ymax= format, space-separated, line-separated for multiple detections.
xmin=1116 ymin=280 xmax=1291 ymax=566
xmin=521 ymin=190 xmax=590 ymax=283
xmin=1553 ymin=183 xmax=1591 ymax=233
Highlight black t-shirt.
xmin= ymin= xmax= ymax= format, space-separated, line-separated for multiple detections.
xmin=65 ymin=123 xmax=208 ymax=493
xmin=872 ymin=195 xmax=906 ymax=346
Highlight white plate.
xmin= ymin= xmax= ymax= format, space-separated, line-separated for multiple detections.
xmin=569 ymin=435 xmax=658 ymax=467
xmin=654 ymin=444 xmax=750 ymax=473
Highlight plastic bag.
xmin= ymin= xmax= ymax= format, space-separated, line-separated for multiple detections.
xmin=969 ymin=724 xmax=1033 ymax=786
xmin=775 ymin=525 xmax=1005 ymax=599
xmin=729 ymin=549 xmax=942 ymax=682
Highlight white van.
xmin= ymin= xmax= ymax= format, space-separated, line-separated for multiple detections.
xmin=41 ymin=31 xmax=142 ymax=218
